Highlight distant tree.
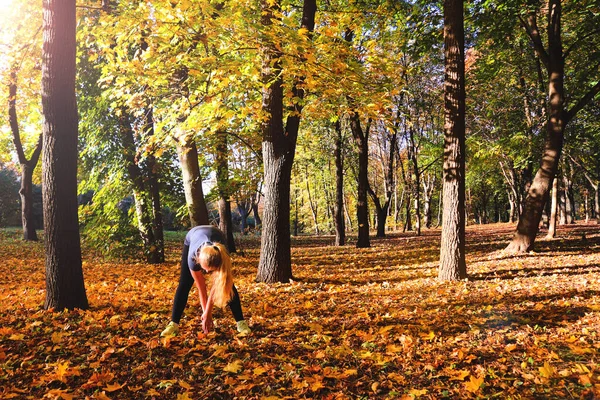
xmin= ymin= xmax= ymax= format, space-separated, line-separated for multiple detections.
xmin=0 ymin=165 xmax=20 ymax=227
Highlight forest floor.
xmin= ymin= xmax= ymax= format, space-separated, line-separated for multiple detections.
xmin=1 ymin=223 xmax=600 ymax=399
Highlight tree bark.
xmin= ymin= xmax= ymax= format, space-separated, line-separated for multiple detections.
xmin=439 ymin=0 xmax=467 ymax=281
xmin=305 ymin=169 xmax=320 ymax=235
xmin=8 ymin=68 xmax=43 ymax=241
xmin=144 ymin=109 xmax=165 ymax=263
xmin=546 ymin=176 xmax=558 ymax=238
xmin=216 ymin=130 xmax=236 ymax=253
xmin=506 ymin=0 xmax=600 ymax=251
xmin=349 ymin=112 xmax=371 ymax=247
xmin=562 ymin=174 xmax=574 ymax=224
xmin=42 ymin=0 xmax=88 ymax=310
xmin=118 ymin=112 xmax=162 ymax=263
xmin=409 ymin=128 xmax=421 ymax=236
xmin=422 ymin=174 xmax=435 ymax=228
xmin=176 ymin=136 xmax=209 ymax=227
xmin=256 ymin=0 xmax=316 ymax=283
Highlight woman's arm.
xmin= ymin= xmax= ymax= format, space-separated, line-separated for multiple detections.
xmin=190 ymin=269 xmax=215 ymax=333
xmin=190 ymin=269 xmax=209 ymax=312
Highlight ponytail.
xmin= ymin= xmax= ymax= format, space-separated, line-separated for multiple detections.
xmin=208 ymin=243 xmax=234 ymax=308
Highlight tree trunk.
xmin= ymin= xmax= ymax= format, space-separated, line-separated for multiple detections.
xmin=563 ymin=174 xmax=574 ymax=224
xmin=144 ymin=110 xmax=164 ymax=263
xmin=216 ymin=130 xmax=236 ymax=253
xmin=305 ymin=169 xmax=320 ymax=235
xmin=8 ymin=68 xmax=43 ymax=241
xmin=410 ymin=130 xmax=421 ymax=236
xmin=237 ymin=202 xmax=250 ymax=233
xmin=252 ymin=191 xmax=262 ymax=228
xmin=506 ymin=0 xmax=600 ymax=251
xmin=584 ymin=189 xmax=590 ymax=223
xmin=439 ymin=0 xmax=467 ymax=281
xmin=422 ymin=174 xmax=435 ymax=228
xmin=546 ymin=176 xmax=558 ymax=238
xmin=256 ymin=0 xmax=316 ymax=283
xmin=42 ymin=0 xmax=88 ymax=310
xmin=559 ymin=189 xmax=567 ymax=225
xmin=119 ymin=112 xmax=161 ymax=263
xmin=176 ymin=136 xmax=209 ymax=226
xmin=404 ymin=192 xmax=412 ymax=232
xmin=349 ymin=112 xmax=371 ymax=247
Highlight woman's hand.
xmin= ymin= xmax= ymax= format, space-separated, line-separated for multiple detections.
xmin=201 ymin=313 xmax=214 ymax=333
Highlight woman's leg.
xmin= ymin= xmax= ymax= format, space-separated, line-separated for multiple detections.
xmin=170 ymin=244 xmax=195 ymax=323
xmin=228 ymin=285 xmax=245 ymax=322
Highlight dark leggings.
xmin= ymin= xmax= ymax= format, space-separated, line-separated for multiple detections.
xmin=171 ymin=245 xmax=244 ymax=324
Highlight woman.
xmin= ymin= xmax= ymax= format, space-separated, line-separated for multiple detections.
xmin=161 ymin=225 xmax=251 ymax=336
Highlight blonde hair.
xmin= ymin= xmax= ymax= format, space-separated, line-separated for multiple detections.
xmin=197 ymin=243 xmax=234 ymax=308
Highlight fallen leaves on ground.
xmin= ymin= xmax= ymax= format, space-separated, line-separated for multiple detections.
xmin=1 ymin=223 xmax=600 ymax=399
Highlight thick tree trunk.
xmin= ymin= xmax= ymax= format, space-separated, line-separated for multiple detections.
xmin=8 ymin=68 xmax=43 ymax=241
xmin=506 ymin=0 xmax=600 ymax=250
xmin=216 ymin=130 xmax=236 ymax=253
xmin=42 ymin=0 xmax=88 ymax=310
xmin=256 ymin=0 xmax=316 ymax=283
xmin=176 ymin=137 xmax=209 ymax=226
xmin=439 ymin=0 xmax=467 ymax=281
xmin=546 ymin=176 xmax=558 ymax=238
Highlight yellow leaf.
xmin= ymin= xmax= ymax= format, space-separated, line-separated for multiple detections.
xmin=223 ymin=360 xmax=243 ymax=374
xmin=177 ymin=393 xmax=193 ymax=400
xmin=310 ymin=378 xmax=325 ymax=392
xmin=539 ymin=362 xmax=555 ymax=378
xmin=464 ymin=375 xmax=484 ymax=393
xmin=568 ymin=345 xmax=593 ymax=355
xmin=378 ymin=325 xmax=395 ymax=334
xmin=55 ymin=361 xmax=70 ymax=382
xmin=449 ymin=370 xmax=470 ymax=381
xmin=104 ymin=382 xmax=125 ymax=392
xmin=51 ymin=332 xmax=64 ymax=344
xmin=420 ymin=331 xmax=435 ymax=341
xmin=253 ymin=367 xmax=267 ymax=376
xmin=8 ymin=334 xmax=24 ymax=341
xmin=408 ymin=388 xmax=428 ymax=396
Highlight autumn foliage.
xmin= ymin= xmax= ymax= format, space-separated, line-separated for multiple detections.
xmin=1 ymin=224 xmax=600 ymax=399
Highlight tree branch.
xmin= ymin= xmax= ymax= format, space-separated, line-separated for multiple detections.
xmin=565 ymin=77 xmax=600 ymax=123
xmin=563 ymin=27 xmax=600 ymax=60
xmin=518 ymin=13 xmax=549 ymax=67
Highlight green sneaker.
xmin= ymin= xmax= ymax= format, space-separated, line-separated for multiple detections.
xmin=160 ymin=321 xmax=179 ymax=337
xmin=236 ymin=320 xmax=251 ymax=335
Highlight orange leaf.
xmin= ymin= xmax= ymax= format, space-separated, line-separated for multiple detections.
xmin=464 ymin=375 xmax=484 ymax=393
xmin=103 ymin=382 xmax=125 ymax=392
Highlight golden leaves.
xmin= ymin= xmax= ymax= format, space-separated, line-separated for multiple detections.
xmin=223 ymin=359 xmax=244 ymax=373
